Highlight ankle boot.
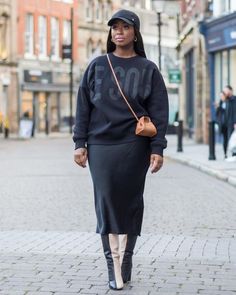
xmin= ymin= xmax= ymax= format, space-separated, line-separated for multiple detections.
xmin=101 ymin=234 xmax=124 ymax=290
xmin=120 ymin=234 xmax=137 ymax=283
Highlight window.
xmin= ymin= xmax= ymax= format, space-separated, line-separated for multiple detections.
xmin=85 ymin=0 xmax=93 ymax=21
xmin=104 ymin=2 xmax=112 ymax=22
xmin=51 ymin=17 xmax=59 ymax=58
xmin=130 ymin=0 xmax=136 ymax=6
xmin=0 ymin=13 xmax=8 ymax=59
xmin=213 ymin=0 xmax=230 ymax=16
xmin=25 ymin=13 xmax=34 ymax=55
xmin=63 ymin=20 xmax=71 ymax=45
xmin=97 ymin=40 xmax=102 ymax=54
xmin=38 ymin=16 xmax=47 ymax=57
xmin=145 ymin=0 xmax=151 ymax=10
xmin=222 ymin=50 xmax=229 ymax=87
xmin=229 ymin=49 xmax=236 ymax=91
xmin=214 ymin=52 xmax=221 ymax=102
xmin=230 ymin=0 xmax=236 ymax=12
xmin=122 ymin=0 xmax=130 ymax=5
xmin=95 ymin=0 xmax=102 ymax=22
xmin=87 ymin=39 xmax=93 ymax=59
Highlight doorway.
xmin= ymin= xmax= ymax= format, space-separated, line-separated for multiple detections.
xmin=185 ymin=49 xmax=195 ymax=137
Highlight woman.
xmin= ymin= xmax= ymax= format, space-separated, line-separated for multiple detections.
xmin=73 ymin=9 xmax=169 ymax=290
xmin=216 ymin=91 xmax=228 ymax=158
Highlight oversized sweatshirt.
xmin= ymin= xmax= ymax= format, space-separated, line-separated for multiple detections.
xmin=73 ymin=53 xmax=169 ymax=156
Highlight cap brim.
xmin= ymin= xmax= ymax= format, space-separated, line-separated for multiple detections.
xmin=107 ymin=17 xmax=134 ymax=27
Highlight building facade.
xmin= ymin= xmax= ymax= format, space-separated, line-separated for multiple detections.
xmin=17 ymin=0 xmax=79 ymax=134
xmin=203 ymin=0 xmax=236 ymax=120
xmin=178 ymin=0 xmax=212 ymax=142
xmin=178 ymin=0 xmax=236 ymax=143
xmin=0 ymin=0 xmax=17 ymax=133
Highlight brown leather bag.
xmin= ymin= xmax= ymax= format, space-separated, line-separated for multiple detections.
xmin=106 ymin=54 xmax=157 ymax=138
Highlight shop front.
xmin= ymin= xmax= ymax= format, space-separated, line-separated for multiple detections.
xmin=20 ymin=69 xmax=76 ymax=134
xmin=204 ymin=12 xmax=236 ymax=119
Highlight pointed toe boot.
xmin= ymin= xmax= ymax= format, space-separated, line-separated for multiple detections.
xmin=101 ymin=234 xmax=124 ymax=290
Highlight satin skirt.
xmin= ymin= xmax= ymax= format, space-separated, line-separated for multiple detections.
xmin=88 ymin=140 xmax=150 ymax=236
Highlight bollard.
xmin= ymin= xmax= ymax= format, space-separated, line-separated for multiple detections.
xmin=4 ymin=127 xmax=9 ymax=138
xmin=208 ymin=120 xmax=216 ymax=160
xmin=177 ymin=120 xmax=183 ymax=152
xmin=3 ymin=116 xmax=9 ymax=139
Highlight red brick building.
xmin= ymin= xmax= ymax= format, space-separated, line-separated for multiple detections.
xmin=17 ymin=0 xmax=79 ymax=134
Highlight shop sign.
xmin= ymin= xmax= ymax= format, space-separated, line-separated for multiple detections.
xmin=62 ymin=44 xmax=72 ymax=59
xmin=168 ymin=69 xmax=181 ymax=84
xmin=206 ymin=23 xmax=236 ymax=52
xmin=24 ymin=70 xmax=52 ymax=84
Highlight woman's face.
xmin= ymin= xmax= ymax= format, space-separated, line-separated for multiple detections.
xmin=111 ymin=20 xmax=135 ymax=48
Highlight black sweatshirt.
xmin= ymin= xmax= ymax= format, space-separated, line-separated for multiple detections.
xmin=73 ymin=53 xmax=169 ymax=156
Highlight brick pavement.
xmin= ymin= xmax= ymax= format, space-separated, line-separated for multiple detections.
xmin=0 ymin=136 xmax=236 ymax=294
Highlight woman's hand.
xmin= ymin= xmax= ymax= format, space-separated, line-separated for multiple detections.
xmin=74 ymin=148 xmax=88 ymax=168
xmin=150 ymin=154 xmax=163 ymax=173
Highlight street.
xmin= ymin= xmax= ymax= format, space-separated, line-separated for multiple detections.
xmin=0 ymin=136 xmax=236 ymax=295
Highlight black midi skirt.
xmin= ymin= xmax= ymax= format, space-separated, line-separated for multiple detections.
xmin=88 ymin=140 xmax=150 ymax=236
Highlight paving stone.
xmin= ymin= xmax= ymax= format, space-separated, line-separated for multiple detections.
xmin=0 ymin=137 xmax=236 ymax=294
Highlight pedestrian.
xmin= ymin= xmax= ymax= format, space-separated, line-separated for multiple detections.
xmin=215 ymin=91 xmax=228 ymax=158
xmin=73 ymin=9 xmax=169 ymax=290
xmin=223 ymin=85 xmax=236 ymax=158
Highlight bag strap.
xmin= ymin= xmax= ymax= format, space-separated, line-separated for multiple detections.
xmin=106 ymin=54 xmax=139 ymax=122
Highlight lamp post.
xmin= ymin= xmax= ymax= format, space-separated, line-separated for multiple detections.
xmin=69 ymin=7 xmax=74 ymax=134
xmin=152 ymin=0 xmax=166 ymax=71
xmin=152 ymin=0 xmax=180 ymax=70
xmin=62 ymin=8 xmax=74 ymax=134
xmin=157 ymin=11 xmax=162 ymax=71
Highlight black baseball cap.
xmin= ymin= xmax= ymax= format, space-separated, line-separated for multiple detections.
xmin=107 ymin=9 xmax=140 ymax=30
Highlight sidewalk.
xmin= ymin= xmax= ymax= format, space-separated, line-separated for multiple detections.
xmin=166 ymin=135 xmax=236 ymax=187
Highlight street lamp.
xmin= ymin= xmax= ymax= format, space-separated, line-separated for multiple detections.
xmin=152 ymin=0 xmax=180 ymax=71
xmin=151 ymin=0 xmax=166 ymax=71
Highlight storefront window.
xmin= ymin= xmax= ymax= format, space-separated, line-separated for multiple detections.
xmin=60 ymin=93 xmax=70 ymax=132
xmin=214 ymin=52 xmax=221 ymax=101
xmin=222 ymin=50 xmax=229 ymax=88
xmin=37 ymin=93 xmax=47 ymax=132
xmin=21 ymin=91 xmax=33 ymax=118
xmin=230 ymin=49 xmax=236 ymax=92
xmin=50 ymin=94 xmax=60 ymax=132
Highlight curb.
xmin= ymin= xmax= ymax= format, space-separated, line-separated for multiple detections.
xmin=166 ymin=154 xmax=236 ymax=188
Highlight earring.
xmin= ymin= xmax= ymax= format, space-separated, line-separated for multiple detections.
xmin=134 ymin=37 xmax=137 ymax=42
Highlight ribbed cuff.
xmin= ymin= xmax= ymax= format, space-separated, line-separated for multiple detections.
xmin=75 ymin=139 xmax=86 ymax=150
xmin=150 ymin=145 xmax=164 ymax=156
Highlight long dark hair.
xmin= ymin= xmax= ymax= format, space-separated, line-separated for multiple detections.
xmin=106 ymin=27 xmax=146 ymax=58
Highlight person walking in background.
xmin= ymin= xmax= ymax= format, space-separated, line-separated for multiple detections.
xmin=216 ymin=91 xmax=228 ymax=158
xmin=73 ymin=9 xmax=169 ymax=291
xmin=223 ymin=85 xmax=236 ymax=158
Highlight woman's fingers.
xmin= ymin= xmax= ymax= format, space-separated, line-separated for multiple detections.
xmin=150 ymin=154 xmax=163 ymax=173
xmin=74 ymin=148 xmax=88 ymax=167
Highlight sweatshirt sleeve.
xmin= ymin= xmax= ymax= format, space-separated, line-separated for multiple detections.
xmin=72 ymin=66 xmax=92 ymax=149
xmin=146 ymin=67 xmax=169 ymax=156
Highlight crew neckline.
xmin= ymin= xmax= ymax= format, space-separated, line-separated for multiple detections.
xmin=110 ymin=52 xmax=139 ymax=59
